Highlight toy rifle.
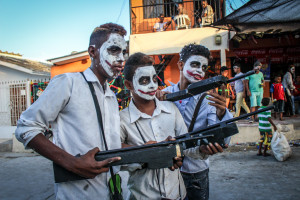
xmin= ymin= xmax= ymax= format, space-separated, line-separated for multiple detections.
xmin=53 ymin=106 xmax=273 ymax=183
xmin=165 ymin=70 xmax=255 ymax=101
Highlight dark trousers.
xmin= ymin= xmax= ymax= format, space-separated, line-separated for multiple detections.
xmin=285 ymin=91 xmax=295 ymax=115
xmin=181 ymin=169 xmax=209 ymax=200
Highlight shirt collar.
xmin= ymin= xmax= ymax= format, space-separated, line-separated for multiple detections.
xmin=128 ymin=97 xmax=172 ymax=123
xmin=175 ymin=82 xmax=198 ymax=100
xmin=83 ymin=67 xmax=115 ymax=97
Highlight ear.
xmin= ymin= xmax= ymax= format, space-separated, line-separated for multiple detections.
xmin=88 ymin=45 xmax=97 ymax=59
xmin=124 ymin=80 xmax=134 ymax=91
xmin=177 ymin=61 xmax=184 ymax=71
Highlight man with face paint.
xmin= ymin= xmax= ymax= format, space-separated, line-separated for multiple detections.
xmin=15 ymin=23 xmax=127 ymax=200
xmin=245 ymin=61 xmax=264 ymax=121
xmin=120 ymin=52 xmax=210 ymax=199
xmin=157 ymin=44 xmax=233 ymax=200
xmin=282 ymin=65 xmax=296 ymax=117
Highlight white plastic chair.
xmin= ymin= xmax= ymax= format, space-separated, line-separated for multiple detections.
xmin=174 ymin=14 xmax=191 ymax=30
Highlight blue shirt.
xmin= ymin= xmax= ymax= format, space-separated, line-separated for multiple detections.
xmin=163 ymin=82 xmax=233 ymax=173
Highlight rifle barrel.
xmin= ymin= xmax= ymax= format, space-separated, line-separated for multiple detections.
xmin=177 ymin=105 xmax=274 ymax=138
xmin=227 ymin=70 xmax=255 ymax=83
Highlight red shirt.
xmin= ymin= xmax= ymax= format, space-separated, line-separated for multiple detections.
xmin=272 ymin=83 xmax=285 ymax=100
xmin=294 ymin=83 xmax=300 ymax=96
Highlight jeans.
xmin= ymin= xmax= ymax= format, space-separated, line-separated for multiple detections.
xmin=181 ymin=169 xmax=209 ymax=200
xmin=285 ymin=91 xmax=295 ymax=115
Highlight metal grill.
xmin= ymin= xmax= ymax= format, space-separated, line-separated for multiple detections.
xmin=9 ymin=83 xmax=27 ymax=126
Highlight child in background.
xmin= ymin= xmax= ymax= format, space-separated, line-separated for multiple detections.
xmin=270 ymin=75 xmax=286 ymax=120
xmin=257 ymin=98 xmax=277 ymax=157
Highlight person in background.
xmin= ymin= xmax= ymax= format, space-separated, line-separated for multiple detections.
xmin=270 ymin=75 xmax=286 ymax=121
xmin=198 ymin=0 xmax=214 ymax=26
xmin=173 ymin=3 xmax=190 ymax=29
xmin=245 ymin=61 xmax=264 ymax=121
xmin=257 ymin=98 xmax=277 ymax=157
xmin=232 ymin=63 xmax=251 ymax=119
xmin=293 ymin=75 xmax=300 ymax=114
xmin=219 ymin=66 xmax=235 ymax=108
xmin=282 ymin=65 xmax=296 ymax=117
xmin=153 ymin=14 xmax=171 ymax=32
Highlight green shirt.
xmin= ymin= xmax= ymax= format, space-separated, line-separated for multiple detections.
xmin=258 ymin=106 xmax=272 ymax=132
xmin=245 ymin=72 xmax=264 ymax=92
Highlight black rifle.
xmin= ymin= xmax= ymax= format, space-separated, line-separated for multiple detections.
xmin=165 ymin=70 xmax=255 ymax=101
xmin=53 ymin=106 xmax=273 ymax=183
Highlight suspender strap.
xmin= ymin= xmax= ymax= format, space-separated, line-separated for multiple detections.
xmin=80 ymin=72 xmax=118 ymax=195
xmin=188 ymin=93 xmax=208 ymax=132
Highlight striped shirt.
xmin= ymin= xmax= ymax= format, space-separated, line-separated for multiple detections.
xmin=258 ymin=106 xmax=272 ymax=132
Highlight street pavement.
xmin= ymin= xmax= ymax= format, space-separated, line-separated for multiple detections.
xmin=0 ymin=146 xmax=299 ymax=200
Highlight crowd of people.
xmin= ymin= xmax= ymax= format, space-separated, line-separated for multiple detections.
xmin=14 ymin=20 xmax=298 ymax=200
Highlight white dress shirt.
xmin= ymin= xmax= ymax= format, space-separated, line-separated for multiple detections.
xmin=15 ymin=68 xmax=121 ymax=200
xmin=120 ymin=98 xmax=190 ymax=200
xmin=163 ymin=83 xmax=233 ymax=173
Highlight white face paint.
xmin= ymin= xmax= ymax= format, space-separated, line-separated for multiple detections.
xmin=133 ymin=66 xmax=158 ymax=100
xmin=99 ymin=33 xmax=127 ymax=78
xmin=291 ymin=67 xmax=295 ymax=73
xmin=182 ymin=55 xmax=208 ymax=83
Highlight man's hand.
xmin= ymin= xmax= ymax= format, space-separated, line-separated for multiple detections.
xmin=207 ymin=84 xmax=227 ymax=119
xmin=199 ymin=143 xmax=224 ymax=155
xmin=156 ymin=90 xmax=169 ymax=101
xmin=144 ymin=141 xmax=157 ymax=145
xmin=247 ymin=90 xmax=251 ymax=97
xmin=163 ymin=136 xmax=184 ymax=171
xmin=70 ymin=147 xmax=121 ymax=179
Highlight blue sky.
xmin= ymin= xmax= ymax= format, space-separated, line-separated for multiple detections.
xmin=0 ymin=0 xmax=246 ymax=61
xmin=0 ymin=0 xmax=130 ymax=60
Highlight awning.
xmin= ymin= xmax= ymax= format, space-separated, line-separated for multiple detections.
xmin=214 ymin=0 xmax=300 ymax=33
xmin=129 ymin=27 xmax=235 ymax=55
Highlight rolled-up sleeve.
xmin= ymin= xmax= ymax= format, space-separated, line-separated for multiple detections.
xmin=15 ymin=74 xmax=72 ymax=148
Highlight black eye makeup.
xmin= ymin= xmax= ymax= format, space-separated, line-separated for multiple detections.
xmin=107 ymin=45 xmax=122 ymax=55
xmin=190 ymin=61 xmax=201 ymax=68
xmin=139 ymin=76 xmax=151 ymax=85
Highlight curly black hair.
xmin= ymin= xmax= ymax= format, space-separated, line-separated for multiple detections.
xmin=124 ymin=52 xmax=154 ymax=82
xmin=179 ymin=44 xmax=210 ymax=63
xmin=261 ymin=97 xmax=270 ymax=106
xmin=89 ymin=23 xmax=127 ymax=49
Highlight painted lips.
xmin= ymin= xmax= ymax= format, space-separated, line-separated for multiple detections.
xmin=138 ymin=89 xmax=157 ymax=96
xmin=105 ymin=60 xmax=123 ymax=71
xmin=187 ymin=70 xmax=203 ymax=80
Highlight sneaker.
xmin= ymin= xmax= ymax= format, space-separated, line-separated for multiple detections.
xmin=249 ymin=119 xmax=254 ymax=123
xmin=246 ymin=117 xmax=251 ymax=120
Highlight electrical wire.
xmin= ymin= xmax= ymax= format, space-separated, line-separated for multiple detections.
xmin=116 ymin=0 xmax=127 ymax=23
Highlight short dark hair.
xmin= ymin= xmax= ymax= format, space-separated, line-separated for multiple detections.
xmin=233 ymin=63 xmax=241 ymax=68
xmin=254 ymin=61 xmax=262 ymax=67
xmin=261 ymin=98 xmax=270 ymax=106
xmin=179 ymin=44 xmax=210 ymax=63
xmin=274 ymin=74 xmax=281 ymax=78
xmin=89 ymin=23 xmax=127 ymax=49
xmin=124 ymin=52 xmax=154 ymax=82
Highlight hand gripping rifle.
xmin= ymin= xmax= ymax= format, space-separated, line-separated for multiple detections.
xmin=165 ymin=70 xmax=255 ymax=101
xmin=53 ymin=106 xmax=273 ymax=183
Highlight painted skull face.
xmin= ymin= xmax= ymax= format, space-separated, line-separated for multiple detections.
xmin=99 ymin=33 xmax=127 ymax=78
xmin=291 ymin=67 xmax=295 ymax=73
xmin=183 ymin=55 xmax=208 ymax=83
xmin=133 ymin=66 xmax=158 ymax=100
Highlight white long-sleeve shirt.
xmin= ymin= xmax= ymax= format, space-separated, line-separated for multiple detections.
xmin=15 ymin=68 xmax=121 ymax=200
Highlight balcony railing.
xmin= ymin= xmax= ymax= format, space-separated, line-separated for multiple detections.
xmin=131 ymin=0 xmax=225 ymax=34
